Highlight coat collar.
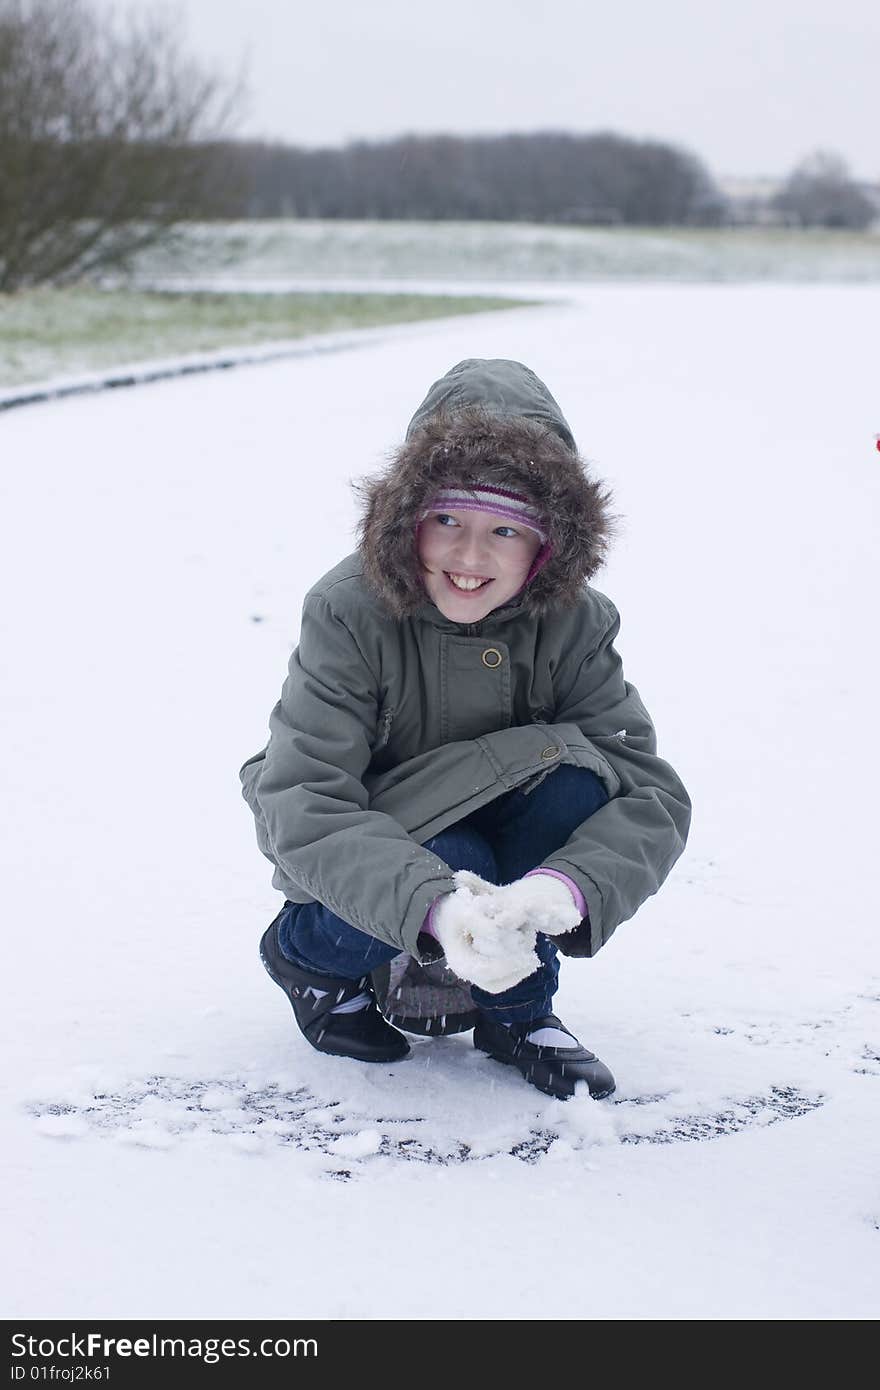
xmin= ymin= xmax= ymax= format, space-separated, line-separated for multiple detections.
xmin=413 ymin=591 xmax=532 ymax=632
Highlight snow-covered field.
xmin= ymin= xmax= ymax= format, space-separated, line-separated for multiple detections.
xmin=132 ymin=218 xmax=880 ymax=284
xmin=2 ymin=284 xmax=878 ymax=1320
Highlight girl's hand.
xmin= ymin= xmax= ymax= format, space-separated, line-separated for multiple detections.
xmin=478 ymin=875 xmax=582 ymax=938
xmin=431 ymin=870 xmax=540 ymax=993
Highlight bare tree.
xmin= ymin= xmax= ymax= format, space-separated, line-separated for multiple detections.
xmin=773 ymin=151 xmax=876 ymax=230
xmin=0 ymin=0 xmax=242 ymax=291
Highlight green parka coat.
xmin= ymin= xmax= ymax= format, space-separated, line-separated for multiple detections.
xmin=240 ymin=360 xmax=691 ymax=965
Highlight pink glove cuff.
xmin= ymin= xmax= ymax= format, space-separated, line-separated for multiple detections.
xmin=522 ymin=868 xmax=588 ymax=918
xmin=422 ymin=898 xmax=442 ymax=939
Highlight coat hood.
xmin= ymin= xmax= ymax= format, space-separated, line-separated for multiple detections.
xmin=351 ymin=359 xmax=616 ymax=621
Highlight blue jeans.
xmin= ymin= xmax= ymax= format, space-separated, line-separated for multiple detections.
xmin=277 ymin=764 xmax=608 ymax=1024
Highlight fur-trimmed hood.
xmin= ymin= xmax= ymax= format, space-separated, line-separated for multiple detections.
xmin=351 ymin=359 xmax=616 ymax=620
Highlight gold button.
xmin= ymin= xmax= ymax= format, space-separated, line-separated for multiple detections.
xmin=541 ymin=746 xmax=560 ymax=760
xmin=481 ymin=648 xmax=503 ymax=669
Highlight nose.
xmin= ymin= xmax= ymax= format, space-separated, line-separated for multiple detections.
xmin=450 ymin=539 xmax=492 ymax=572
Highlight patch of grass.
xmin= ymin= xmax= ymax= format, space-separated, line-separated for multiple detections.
xmin=0 ymin=286 xmax=529 ymax=388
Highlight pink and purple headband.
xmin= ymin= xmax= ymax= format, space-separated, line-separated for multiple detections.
xmin=419 ymin=485 xmax=548 ymax=543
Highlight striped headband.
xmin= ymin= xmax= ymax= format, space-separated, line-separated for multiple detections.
xmin=419 ymin=485 xmax=548 ymax=543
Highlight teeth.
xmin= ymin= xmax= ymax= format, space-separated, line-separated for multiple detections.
xmin=448 ymin=573 xmax=489 ymax=590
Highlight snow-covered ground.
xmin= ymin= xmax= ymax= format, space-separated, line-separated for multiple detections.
xmin=2 ymin=284 xmax=878 ymax=1320
xmin=132 ymin=218 xmax=880 ymax=284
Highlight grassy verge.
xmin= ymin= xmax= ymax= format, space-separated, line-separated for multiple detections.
xmin=0 ymin=286 xmax=529 ymax=388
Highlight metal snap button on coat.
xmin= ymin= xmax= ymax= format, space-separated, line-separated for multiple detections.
xmin=541 ymin=746 xmax=560 ymax=760
xmin=481 ymin=648 xmax=503 ymax=668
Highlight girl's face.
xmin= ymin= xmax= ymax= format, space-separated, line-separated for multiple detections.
xmin=417 ymin=509 xmax=543 ymax=622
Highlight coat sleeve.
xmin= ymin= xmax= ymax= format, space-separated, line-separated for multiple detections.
xmin=252 ymin=592 xmax=457 ymax=958
xmin=540 ymin=592 xmax=692 ymax=955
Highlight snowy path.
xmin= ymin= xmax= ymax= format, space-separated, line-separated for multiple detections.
xmin=2 ymin=285 xmax=878 ymax=1319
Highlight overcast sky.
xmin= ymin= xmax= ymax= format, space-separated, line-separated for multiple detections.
xmin=102 ymin=0 xmax=878 ymax=180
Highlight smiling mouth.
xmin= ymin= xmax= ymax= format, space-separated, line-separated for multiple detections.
xmin=444 ymin=571 xmax=494 ymax=592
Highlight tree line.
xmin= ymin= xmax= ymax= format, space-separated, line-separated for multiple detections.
xmin=199 ymin=132 xmax=729 ymax=226
xmin=1 ymin=0 xmax=876 ymax=292
xmin=197 ymin=136 xmax=877 ymax=231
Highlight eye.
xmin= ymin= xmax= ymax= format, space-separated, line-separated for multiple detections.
xmin=434 ymin=514 xmax=520 ymax=538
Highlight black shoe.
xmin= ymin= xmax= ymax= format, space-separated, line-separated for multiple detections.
xmin=259 ymin=916 xmax=410 ymax=1063
xmin=473 ymin=1012 xmax=615 ymax=1101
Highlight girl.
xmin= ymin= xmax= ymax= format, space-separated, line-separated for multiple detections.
xmin=240 ymin=359 xmax=691 ymax=1101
